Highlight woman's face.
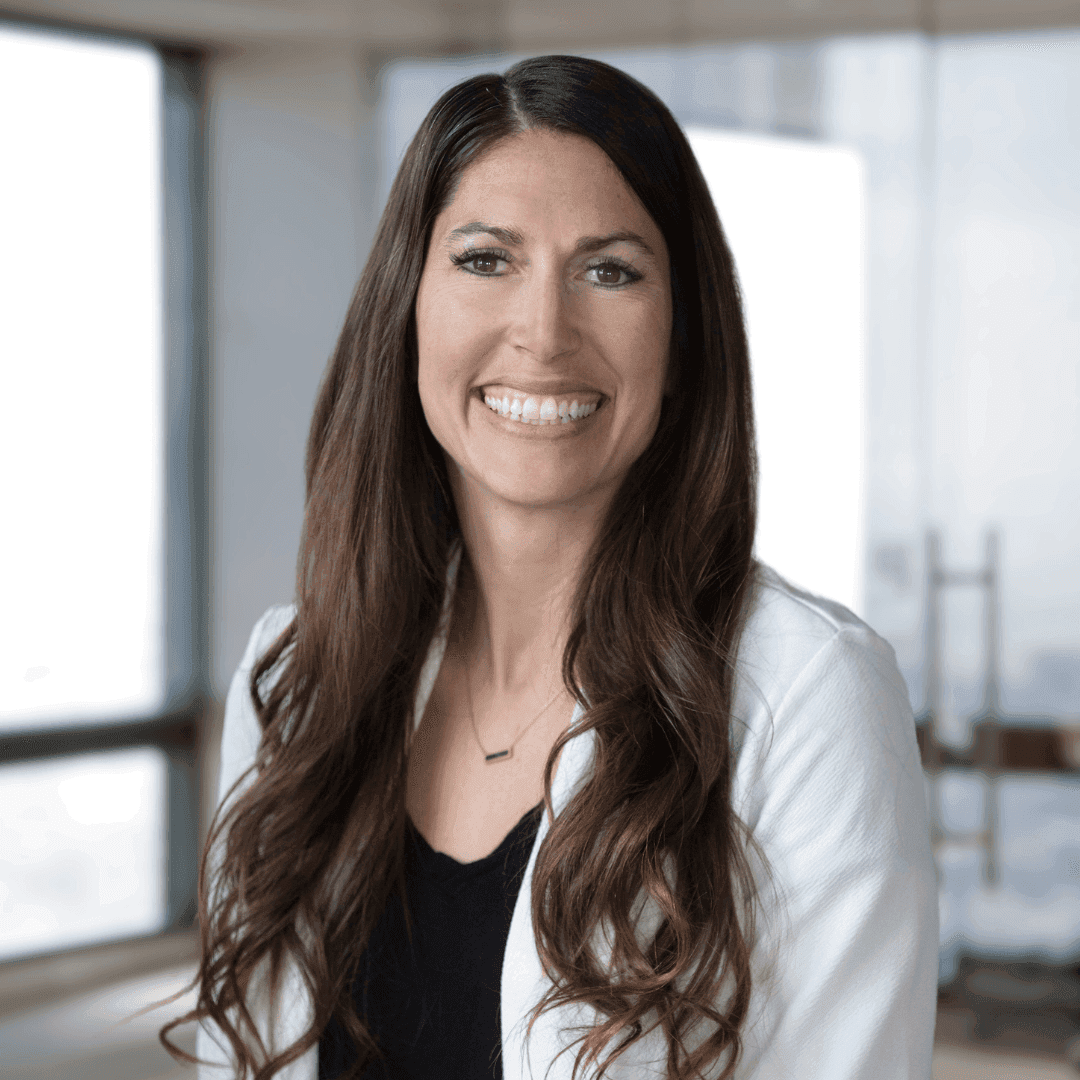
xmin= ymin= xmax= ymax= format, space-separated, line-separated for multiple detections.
xmin=415 ymin=128 xmax=673 ymax=513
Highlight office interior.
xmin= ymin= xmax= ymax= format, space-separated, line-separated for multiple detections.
xmin=1 ymin=0 xmax=1080 ymax=1077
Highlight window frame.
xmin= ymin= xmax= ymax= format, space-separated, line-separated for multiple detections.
xmin=0 ymin=17 xmax=209 ymax=971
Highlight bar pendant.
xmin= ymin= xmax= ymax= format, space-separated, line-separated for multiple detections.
xmin=485 ymin=748 xmax=512 ymax=763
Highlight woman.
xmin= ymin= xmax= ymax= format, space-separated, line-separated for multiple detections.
xmin=166 ymin=55 xmax=938 ymax=1080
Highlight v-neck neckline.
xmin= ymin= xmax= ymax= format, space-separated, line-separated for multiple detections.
xmin=406 ymin=801 xmax=544 ymax=878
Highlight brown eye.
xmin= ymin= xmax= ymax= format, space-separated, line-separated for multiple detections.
xmin=587 ymin=262 xmax=635 ymax=286
xmin=452 ymin=249 xmax=509 ymax=275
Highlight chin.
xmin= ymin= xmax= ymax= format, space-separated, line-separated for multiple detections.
xmin=482 ymin=472 xmax=597 ymax=509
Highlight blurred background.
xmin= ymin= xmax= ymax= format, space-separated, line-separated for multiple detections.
xmin=0 ymin=1 xmax=1078 ymax=1077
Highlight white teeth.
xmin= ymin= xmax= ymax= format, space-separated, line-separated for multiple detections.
xmin=483 ymin=393 xmax=598 ymax=424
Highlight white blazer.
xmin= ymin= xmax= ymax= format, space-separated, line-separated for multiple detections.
xmin=197 ymin=539 xmax=939 ymax=1079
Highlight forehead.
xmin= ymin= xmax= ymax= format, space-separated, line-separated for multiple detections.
xmin=436 ymin=129 xmax=663 ymax=243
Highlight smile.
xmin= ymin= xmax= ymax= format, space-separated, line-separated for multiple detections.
xmin=480 ymin=390 xmax=602 ymax=425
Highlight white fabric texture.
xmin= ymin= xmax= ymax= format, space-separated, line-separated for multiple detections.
xmin=196 ymin=540 xmax=938 ymax=1079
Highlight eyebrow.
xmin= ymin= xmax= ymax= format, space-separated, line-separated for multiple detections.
xmin=446 ymin=222 xmax=524 ymax=246
xmin=445 ymin=222 xmax=654 ymax=257
xmin=575 ymin=231 xmax=654 ymax=256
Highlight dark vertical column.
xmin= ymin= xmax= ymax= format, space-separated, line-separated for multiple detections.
xmin=982 ymin=529 xmax=1001 ymax=719
xmin=162 ymin=46 xmax=209 ymax=930
xmin=923 ymin=529 xmax=943 ymax=853
xmin=980 ymin=528 xmax=1001 ymax=886
xmin=924 ymin=529 xmax=943 ymax=745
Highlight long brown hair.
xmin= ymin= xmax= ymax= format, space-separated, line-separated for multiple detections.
xmin=164 ymin=54 xmax=759 ymax=1080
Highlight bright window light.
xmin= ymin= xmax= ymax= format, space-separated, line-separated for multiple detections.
xmin=0 ymin=748 xmax=167 ymax=960
xmin=0 ymin=25 xmax=164 ymax=732
xmin=687 ymin=128 xmax=868 ymax=616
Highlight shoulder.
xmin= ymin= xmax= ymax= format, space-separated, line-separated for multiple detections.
xmin=238 ymin=602 xmax=298 ymax=675
xmin=731 ymin=562 xmax=923 ymax=857
xmin=734 ymin=561 xmax=909 ymax=730
xmin=730 ymin=562 xmax=920 ymax=829
xmin=730 ymin=567 xmax=939 ymax=1074
xmin=216 ymin=602 xmax=298 ymax=808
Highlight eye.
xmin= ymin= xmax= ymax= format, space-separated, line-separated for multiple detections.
xmin=584 ymin=260 xmax=640 ymax=287
xmin=451 ymin=248 xmax=509 ymax=275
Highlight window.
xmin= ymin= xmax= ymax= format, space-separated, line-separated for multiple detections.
xmin=0 ymin=20 xmax=206 ymax=963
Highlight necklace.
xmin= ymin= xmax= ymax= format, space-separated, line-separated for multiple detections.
xmin=464 ymin=661 xmax=563 ymax=763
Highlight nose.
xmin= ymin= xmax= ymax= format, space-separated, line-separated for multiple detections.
xmin=507 ymin=266 xmax=580 ymax=361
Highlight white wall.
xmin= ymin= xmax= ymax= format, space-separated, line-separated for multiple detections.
xmin=208 ymin=44 xmax=379 ymax=693
xmin=688 ymin=128 xmax=869 ymax=618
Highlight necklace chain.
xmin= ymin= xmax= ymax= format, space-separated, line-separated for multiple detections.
xmin=464 ymin=661 xmax=562 ymax=764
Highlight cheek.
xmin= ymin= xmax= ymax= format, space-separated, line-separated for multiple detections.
xmin=414 ymin=281 xmax=448 ymax=407
xmin=595 ymin=299 xmax=670 ymax=387
xmin=415 ymin=281 xmax=461 ymax=388
xmin=414 ymin=277 xmax=444 ymax=357
xmin=416 ymin=277 xmax=491 ymax=366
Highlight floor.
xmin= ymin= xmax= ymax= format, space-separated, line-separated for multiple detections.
xmin=933 ymin=1043 xmax=1077 ymax=1080
xmin=125 ymin=1045 xmax=1080 ymax=1080
xmin=0 ymin=965 xmax=198 ymax=1080
xmin=0 ymin=965 xmax=1076 ymax=1079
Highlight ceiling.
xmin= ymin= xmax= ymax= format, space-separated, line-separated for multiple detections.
xmin=2 ymin=0 xmax=1079 ymax=56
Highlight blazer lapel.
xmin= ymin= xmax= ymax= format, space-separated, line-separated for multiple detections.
xmin=499 ymin=699 xmax=599 ymax=1080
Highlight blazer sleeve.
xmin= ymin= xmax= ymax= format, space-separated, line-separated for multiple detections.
xmin=734 ymin=626 xmax=939 ymax=1079
xmin=195 ymin=604 xmax=316 ymax=1080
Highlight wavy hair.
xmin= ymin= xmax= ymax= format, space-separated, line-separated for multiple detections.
xmin=164 ymin=54 xmax=760 ymax=1080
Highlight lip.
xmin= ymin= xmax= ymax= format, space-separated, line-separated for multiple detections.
xmin=475 ymin=378 xmax=605 ymax=399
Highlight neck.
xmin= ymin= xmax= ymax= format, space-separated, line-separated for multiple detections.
xmin=447 ymin=463 xmax=608 ymax=700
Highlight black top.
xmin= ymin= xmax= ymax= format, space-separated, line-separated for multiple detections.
xmin=318 ymin=801 xmax=545 ymax=1080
